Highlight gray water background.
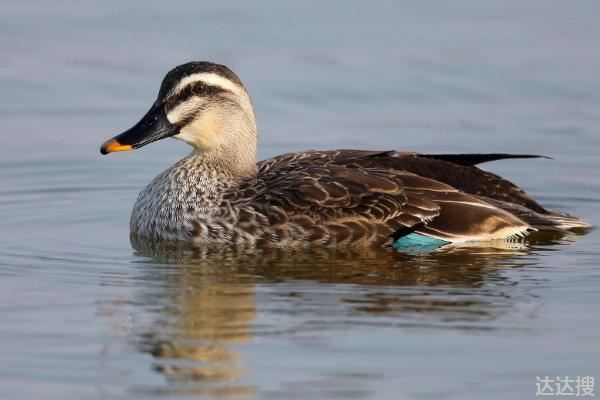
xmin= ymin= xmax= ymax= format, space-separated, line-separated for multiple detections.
xmin=1 ymin=1 xmax=599 ymax=399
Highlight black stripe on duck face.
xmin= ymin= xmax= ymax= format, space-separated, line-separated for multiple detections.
xmin=164 ymin=83 xmax=231 ymax=115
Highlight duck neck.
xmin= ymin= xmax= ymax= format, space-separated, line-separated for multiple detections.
xmin=192 ymin=130 xmax=258 ymax=179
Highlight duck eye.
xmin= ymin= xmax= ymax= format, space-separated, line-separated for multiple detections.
xmin=191 ymin=82 xmax=209 ymax=96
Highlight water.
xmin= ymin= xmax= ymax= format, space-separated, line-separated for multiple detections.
xmin=1 ymin=1 xmax=600 ymax=399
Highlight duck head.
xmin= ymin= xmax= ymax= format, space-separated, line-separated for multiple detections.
xmin=101 ymin=62 xmax=257 ymax=168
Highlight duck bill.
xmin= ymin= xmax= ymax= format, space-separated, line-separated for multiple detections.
xmin=100 ymin=102 xmax=180 ymax=154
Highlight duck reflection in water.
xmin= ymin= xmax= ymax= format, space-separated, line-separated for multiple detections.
xmin=120 ymin=233 xmax=575 ymax=396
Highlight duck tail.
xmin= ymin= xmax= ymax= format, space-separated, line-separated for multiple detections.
xmin=477 ymin=196 xmax=591 ymax=231
xmin=544 ymin=211 xmax=592 ymax=230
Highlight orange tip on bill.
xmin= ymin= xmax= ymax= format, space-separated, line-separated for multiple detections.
xmin=100 ymin=139 xmax=134 ymax=154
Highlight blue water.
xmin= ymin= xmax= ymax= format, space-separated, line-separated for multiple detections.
xmin=1 ymin=1 xmax=600 ymax=399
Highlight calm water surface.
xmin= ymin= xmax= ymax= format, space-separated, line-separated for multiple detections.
xmin=1 ymin=1 xmax=599 ymax=399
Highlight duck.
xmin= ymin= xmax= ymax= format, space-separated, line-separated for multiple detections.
xmin=100 ymin=61 xmax=589 ymax=248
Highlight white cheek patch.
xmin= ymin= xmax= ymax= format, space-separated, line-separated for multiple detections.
xmin=173 ymin=108 xmax=223 ymax=150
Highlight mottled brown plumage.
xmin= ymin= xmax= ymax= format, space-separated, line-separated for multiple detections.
xmin=196 ymin=150 xmax=583 ymax=247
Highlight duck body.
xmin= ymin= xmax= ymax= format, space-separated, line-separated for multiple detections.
xmin=130 ymin=149 xmax=587 ymax=247
xmin=101 ymin=61 xmax=589 ymax=248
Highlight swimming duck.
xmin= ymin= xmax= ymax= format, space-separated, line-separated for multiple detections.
xmin=100 ymin=62 xmax=589 ymax=247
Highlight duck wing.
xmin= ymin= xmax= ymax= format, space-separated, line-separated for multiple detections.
xmin=359 ymin=150 xmax=549 ymax=213
xmin=221 ymin=151 xmax=533 ymax=246
xmin=259 ymin=149 xmax=549 ymax=212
